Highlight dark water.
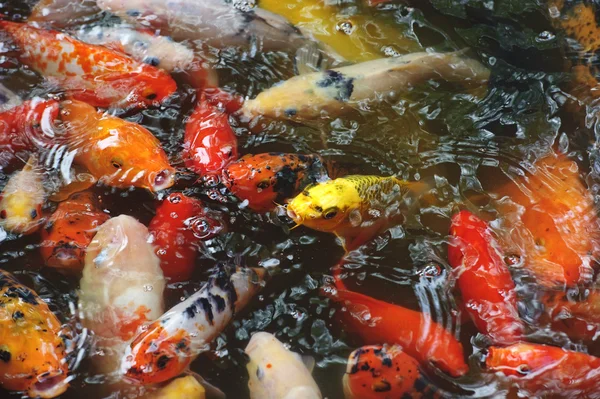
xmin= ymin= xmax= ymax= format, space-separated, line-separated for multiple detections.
xmin=1 ymin=0 xmax=600 ymax=398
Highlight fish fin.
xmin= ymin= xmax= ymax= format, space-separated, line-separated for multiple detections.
xmin=299 ymin=354 xmax=316 ymax=373
xmin=294 ymin=42 xmax=325 ymax=75
xmin=23 ymin=154 xmax=39 ymax=171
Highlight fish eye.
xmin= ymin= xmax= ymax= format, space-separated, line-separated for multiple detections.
xmin=111 ymin=160 xmax=123 ymax=169
xmin=256 ymin=180 xmax=270 ymax=189
xmin=146 ymin=93 xmax=157 ymax=100
xmin=323 ymin=207 xmax=338 ymax=220
xmin=517 ymin=364 xmax=531 ymax=375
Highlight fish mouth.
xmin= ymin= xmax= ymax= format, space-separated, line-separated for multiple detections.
xmin=149 ymin=169 xmax=175 ymax=192
xmin=29 ymin=370 xmax=68 ymax=399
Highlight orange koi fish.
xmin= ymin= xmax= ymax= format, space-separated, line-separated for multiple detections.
xmin=486 ymin=342 xmax=600 ymax=396
xmin=221 ymin=153 xmax=327 ymax=212
xmin=59 ymin=100 xmax=175 ymax=191
xmin=0 ymin=156 xmax=45 ymax=235
xmin=448 ymin=211 xmax=524 ymax=345
xmin=496 ymin=154 xmax=599 ymax=288
xmin=121 ymin=266 xmax=265 ymax=385
xmin=40 ymin=191 xmax=109 ymax=274
xmin=344 ymin=345 xmax=443 ymax=399
xmin=540 ymin=289 xmax=600 ymax=343
xmin=183 ymin=96 xmax=238 ymax=178
xmin=149 ymin=193 xmax=225 ymax=282
xmin=323 ymin=280 xmax=468 ymax=378
xmin=0 ymin=269 xmax=69 ymax=398
xmin=0 ymin=21 xmax=177 ymax=109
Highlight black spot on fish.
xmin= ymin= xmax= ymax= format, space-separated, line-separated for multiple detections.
xmin=156 ymin=355 xmax=170 ymax=370
xmin=45 ymin=221 xmax=54 ymax=233
xmin=12 ymin=310 xmax=24 ymax=320
xmin=30 ymin=209 xmax=37 ymax=219
xmin=0 ymin=93 xmax=8 ymax=104
xmin=184 ymin=304 xmax=197 ymax=319
xmin=0 ymin=349 xmax=10 ymax=362
xmin=209 ymin=293 xmax=226 ymax=312
xmin=360 ymin=362 xmax=370 ymax=371
xmin=381 ymin=356 xmax=393 ymax=368
xmin=373 ymin=380 xmax=392 ymax=392
xmin=273 ymin=166 xmax=299 ymax=201
xmin=199 ymin=297 xmax=214 ymax=325
xmin=414 ymin=378 xmax=427 ymax=392
xmin=175 ymin=339 xmax=188 ymax=352
xmin=285 ymin=108 xmax=297 ymax=117
xmin=316 ymin=70 xmax=354 ymax=102
xmin=126 ymin=9 xmax=141 ymax=17
xmin=4 ymin=286 xmax=38 ymax=305
xmin=142 ymin=56 xmax=160 ymax=67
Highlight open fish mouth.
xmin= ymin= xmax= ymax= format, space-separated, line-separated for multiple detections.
xmin=29 ymin=370 xmax=69 ymax=399
xmin=149 ymin=169 xmax=176 ymax=192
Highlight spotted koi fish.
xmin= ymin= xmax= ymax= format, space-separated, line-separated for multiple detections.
xmin=121 ymin=266 xmax=265 ymax=385
xmin=0 ymin=269 xmax=69 ymax=398
xmin=0 ymin=21 xmax=177 ymax=109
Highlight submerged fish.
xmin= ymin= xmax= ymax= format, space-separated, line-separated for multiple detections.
xmin=40 ymin=191 xmax=109 ymax=274
xmin=0 ymin=269 xmax=69 ymax=398
xmin=59 ymin=100 xmax=175 ymax=192
xmin=540 ymin=290 xmax=600 ymax=343
xmin=221 ymin=153 xmax=327 ymax=212
xmin=0 ymin=156 xmax=45 ymax=235
xmin=448 ymin=211 xmax=524 ymax=345
xmin=287 ymin=175 xmax=421 ymax=250
xmin=29 ymin=0 xmax=100 ymax=27
xmin=0 ymin=21 xmax=177 ymax=109
xmin=344 ymin=345 xmax=442 ymax=399
xmin=486 ymin=342 xmax=600 ymax=396
xmin=79 ymin=215 xmax=165 ymax=374
xmin=149 ymin=193 xmax=225 ymax=282
xmin=0 ymin=83 xmax=21 ymax=112
xmin=242 ymin=51 xmax=490 ymax=122
xmin=245 ymin=332 xmax=321 ymax=399
xmin=147 ymin=375 xmax=206 ymax=399
xmin=121 ymin=266 xmax=265 ymax=385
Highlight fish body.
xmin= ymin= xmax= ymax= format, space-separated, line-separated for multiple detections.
xmin=96 ymin=0 xmax=307 ymax=52
xmin=486 ymin=342 xmax=600 ymax=395
xmin=183 ymin=97 xmax=238 ymax=177
xmin=448 ymin=211 xmax=523 ymax=345
xmin=540 ymin=290 xmax=600 ymax=343
xmin=242 ymin=51 xmax=490 ymax=121
xmin=0 ymin=83 xmax=21 ymax=112
xmin=149 ymin=193 xmax=225 ymax=282
xmin=0 ymin=21 xmax=176 ymax=109
xmin=344 ymin=345 xmax=442 ymax=399
xmin=121 ymin=266 xmax=265 ymax=385
xmin=245 ymin=332 xmax=321 ymax=399
xmin=0 ymin=269 xmax=69 ymax=398
xmin=496 ymin=154 xmax=599 ymax=287
xmin=79 ymin=215 xmax=165 ymax=374
xmin=287 ymin=175 xmax=418 ymax=250
xmin=40 ymin=191 xmax=109 ymax=274
xmin=222 ymin=153 xmax=327 ymax=212
xmin=59 ymin=100 xmax=175 ymax=192
xmin=147 ymin=375 xmax=206 ymax=399
xmin=29 ymin=0 xmax=100 ymax=27
xmin=323 ymin=284 xmax=468 ymax=377
xmin=0 ymin=156 xmax=45 ymax=235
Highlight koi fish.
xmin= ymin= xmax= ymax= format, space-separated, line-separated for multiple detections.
xmin=147 ymin=375 xmax=206 ymax=399
xmin=40 ymin=191 xmax=109 ymax=274
xmin=29 ymin=0 xmax=100 ymax=27
xmin=0 ymin=269 xmax=69 ymax=398
xmin=495 ymin=154 xmax=599 ymax=287
xmin=322 ymin=283 xmax=468 ymax=377
xmin=221 ymin=153 xmax=327 ymax=212
xmin=121 ymin=266 xmax=265 ymax=385
xmin=59 ymin=100 xmax=175 ymax=192
xmin=0 ymin=98 xmax=59 ymax=170
xmin=79 ymin=215 xmax=165 ymax=374
xmin=448 ymin=210 xmax=524 ymax=345
xmin=287 ymin=175 xmax=422 ymax=251
xmin=242 ymin=51 xmax=490 ymax=122
xmin=0 ymin=156 xmax=45 ymax=235
xmin=245 ymin=332 xmax=321 ymax=399
xmin=0 ymin=83 xmax=21 ymax=112
xmin=0 ymin=21 xmax=177 ymax=109
xmin=96 ymin=0 xmax=309 ymax=52
xmin=149 ymin=193 xmax=225 ymax=282
xmin=539 ymin=289 xmax=600 ymax=343
xmin=74 ymin=25 xmax=218 ymax=90
xmin=183 ymin=96 xmax=238 ymax=177
xmin=486 ymin=342 xmax=600 ymax=395
xmin=344 ymin=345 xmax=443 ymax=399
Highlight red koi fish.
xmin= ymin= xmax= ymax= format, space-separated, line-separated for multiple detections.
xmin=344 ymin=345 xmax=444 ymax=399
xmin=0 ymin=21 xmax=177 ymax=109
xmin=486 ymin=342 xmax=600 ymax=395
xmin=221 ymin=153 xmax=327 ymax=212
xmin=149 ymin=193 xmax=225 ymax=282
xmin=182 ymin=96 xmax=238 ymax=178
xmin=323 ymin=280 xmax=468 ymax=377
xmin=40 ymin=191 xmax=109 ymax=274
xmin=0 ymin=98 xmax=59 ymax=170
xmin=448 ymin=211 xmax=524 ymax=345
xmin=0 ymin=269 xmax=69 ymax=398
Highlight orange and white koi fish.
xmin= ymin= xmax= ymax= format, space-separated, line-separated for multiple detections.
xmin=245 ymin=332 xmax=321 ymax=399
xmin=40 ymin=191 xmax=109 ymax=274
xmin=0 ymin=156 xmax=45 ymax=235
xmin=344 ymin=345 xmax=443 ymax=399
xmin=121 ymin=266 xmax=265 ymax=385
xmin=59 ymin=100 xmax=175 ymax=192
xmin=79 ymin=215 xmax=165 ymax=375
xmin=0 ymin=21 xmax=177 ymax=109
xmin=0 ymin=269 xmax=69 ymax=398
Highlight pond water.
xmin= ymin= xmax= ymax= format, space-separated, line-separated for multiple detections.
xmin=1 ymin=0 xmax=599 ymax=398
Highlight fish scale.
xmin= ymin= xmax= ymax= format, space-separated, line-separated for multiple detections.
xmin=343 ymin=175 xmax=407 ymax=205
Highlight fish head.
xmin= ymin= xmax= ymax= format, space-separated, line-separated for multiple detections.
xmin=287 ymin=178 xmax=362 ymax=232
xmin=0 ymin=195 xmax=43 ymax=235
xmin=485 ymin=343 xmax=559 ymax=378
xmin=343 ymin=345 xmax=421 ymax=399
xmin=122 ymin=322 xmax=192 ymax=385
xmin=124 ymin=68 xmax=177 ymax=108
